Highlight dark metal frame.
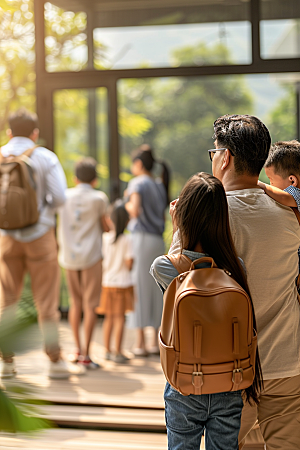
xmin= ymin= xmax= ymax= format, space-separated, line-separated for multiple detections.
xmin=34 ymin=0 xmax=300 ymax=199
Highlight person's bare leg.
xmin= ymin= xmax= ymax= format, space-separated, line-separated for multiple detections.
xmin=136 ymin=328 xmax=146 ymax=350
xmin=66 ymin=269 xmax=83 ymax=356
xmin=103 ymin=314 xmax=114 ymax=352
xmin=114 ymin=315 xmax=125 ymax=354
xmin=82 ymin=308 xmax=97 ymax=357
xmin=68 ymin=302 xmax=82 ymax=353
xmin=152 ymin=328 xmax=159 ymax=348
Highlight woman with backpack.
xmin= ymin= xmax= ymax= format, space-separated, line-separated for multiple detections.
xmin=125 ymin=144 xmax=170 ymax=356
xmin=151 ymin=172 xmax=262 ymax=450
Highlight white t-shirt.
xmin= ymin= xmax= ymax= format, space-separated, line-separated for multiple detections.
xmin=58 ymin=184 xmax=108 ymax=270
xmin=170 ymin=188 xmax=300 ymax=380
xmin=102 ymin=231 xmax=134 ymax=288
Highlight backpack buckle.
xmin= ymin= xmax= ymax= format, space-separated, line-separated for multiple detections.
xmin=232 ymin=368 xmax=243 ymax=383
xmin=192 ymin=371 xmax=203 ymax=387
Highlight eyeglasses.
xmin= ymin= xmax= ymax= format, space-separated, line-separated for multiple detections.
xmin=207 ymin=148 xmax=234 ymax=162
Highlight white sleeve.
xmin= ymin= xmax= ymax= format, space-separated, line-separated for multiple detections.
xmin=168 ymin=229 xmax=181 ymax=255
xmin=45 ymin=157 xmax=67 ymax=208
xmin=98 ymin=192 xmax=109 ymax=217
xmin=125 ymin=234 xmax=134 ymax=260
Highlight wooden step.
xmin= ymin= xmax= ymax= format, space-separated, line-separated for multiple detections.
xmin=38 ymin=405 xmax=166 ymax=432
xmin=0 ymin=429 xmax=168 ymax=449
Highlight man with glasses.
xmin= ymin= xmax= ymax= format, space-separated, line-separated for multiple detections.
xmin=170 ymin=114 xmax=300 ymax=449
xmin=212 ymin=115 xmax=300 ymax=449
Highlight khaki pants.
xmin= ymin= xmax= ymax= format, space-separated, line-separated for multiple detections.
xmin=0 ymin=229 xmax=61 ymax=362
xmin=239 ymin=374 xmax=300 ymax=449
xmin=66 ymin=259 xmax=102 ymax=311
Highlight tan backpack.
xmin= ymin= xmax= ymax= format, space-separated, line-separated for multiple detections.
xmin=0 ymin=146 xmax=39 ymax=230
xmin=159 ymin=254 xmax=257 ymax=396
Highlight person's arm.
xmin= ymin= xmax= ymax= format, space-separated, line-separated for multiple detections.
xmin=150 ymin=255 xmax=179 ymax=294
xmin=45 ymin=157 xmax=67 ymax=208
xmin=125 ymin=192 xmax=141 ymax=218
xmin=98 ymin=193 xmax=110 ymax=232
xmin=258 ymin=181 xmax=297 ymax=207
xmin=125 ymin=258 xmax=133 ymax=271
xmin=100 ymin=215 xmax=110 ymax=233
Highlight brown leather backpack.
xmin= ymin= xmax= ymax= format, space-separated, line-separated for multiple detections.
xmin=0 ymin=146 xmax=39 ymax=230
xmin=159 ymin=254 xmax=257 ymax=396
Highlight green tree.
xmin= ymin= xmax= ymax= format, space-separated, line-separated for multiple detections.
xmin=119 ymin=43 xmax=253 ymax=197
xmin=267 ymin=85 xmax=297 ymax=143
xmin=0 ymin=0 xmax=36 ymax=144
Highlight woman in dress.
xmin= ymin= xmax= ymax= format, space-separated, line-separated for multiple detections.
xmin=125 ymin=144 xmax=170 ymax=356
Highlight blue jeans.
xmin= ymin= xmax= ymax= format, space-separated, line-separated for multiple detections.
xmin=164 ymin=382 xmax=243 ymax=450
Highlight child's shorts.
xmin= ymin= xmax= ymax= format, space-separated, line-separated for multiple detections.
xmin=96 ymin=286 xmax=135 ymax=315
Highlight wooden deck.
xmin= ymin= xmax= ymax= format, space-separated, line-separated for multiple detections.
xmin=0 ymin=429 xmax=168 ymax=449
xmin=0 ymin=319 xmax=262 ymax=449
xmin=8 ymin=320 xmax=166 ymax=410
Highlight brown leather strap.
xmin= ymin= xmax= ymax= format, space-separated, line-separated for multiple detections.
xmin=292 ymin=207 xmax=300 ymax=225
xmin=166 ymin=254 xmax=192 ymax=274
xmin=22 ymin=145 xmax=39 ymax=158
xmin=190 ymin=256 xmax=218 ymax=270
xmin=0 ymin=145 xmax=39 ymax=163
xmin=232 ymin=318 xmax=240 ymax=357
xmin=232 ymin=367 xmax=243 ymax=391
xmin=292 ymin=207 xmax=300 ymax=302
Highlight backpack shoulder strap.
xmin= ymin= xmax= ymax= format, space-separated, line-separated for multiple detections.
xmin=22 ymin=145 xmax=39 ymax=158
xmin=292 ymin=207 xmax=300 ymax=225
xmin=0 ymin=145 xmax=39 ymax=163
xmin=165 ymin=254 xmax=192 ymax=274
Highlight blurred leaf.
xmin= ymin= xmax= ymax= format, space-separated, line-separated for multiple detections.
xmin=119 ymin=171 xmax=133 ymax=183
xmin=0 ymin=298 xmax=37 ymax=355
xmin=0 ymin=390 xmax=50 ymax=433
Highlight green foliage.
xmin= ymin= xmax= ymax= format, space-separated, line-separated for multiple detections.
xmin=0 ymin=299 xmax=50 ymax=433
xmin=171 ymin=41 xmax=233 ymax=67
xmin=44 ymin=2 xmax=87 ymax=72
xmin=119 ymin=43 xmax=253 ymax=198
xmin=0 ymin=389 xmax=51 ymax=433
xmin=267 ymin=85 xmax=297 ymax=143
xmin=0 ymin=0 xmax=35 ymax=145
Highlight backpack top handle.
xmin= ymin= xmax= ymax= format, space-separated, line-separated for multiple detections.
xmin=190 ymin=257 xmax=218 ymax=270
xmin=166 ymin=254 xmax=218 ymax=275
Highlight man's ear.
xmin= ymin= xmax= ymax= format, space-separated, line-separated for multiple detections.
xmin=221 ymin=149 xmax=231 ymax=171
xmin=29 ymin=128 xmax=39 ymax=143
xmin=6 ymin=129 xmax=13 ymax=140
xmin=289 ymin=175 xmax=298 ymax=187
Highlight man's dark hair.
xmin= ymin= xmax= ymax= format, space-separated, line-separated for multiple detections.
xmin=264 ymin=140 xmax=300 ymax=178
xmin=8 ymin=108 xmax=38 ymax=137
xmin=213 ymin=114 xmax=271 ymax=176
xmin=75 ymin=157 xmax=97 ymax=183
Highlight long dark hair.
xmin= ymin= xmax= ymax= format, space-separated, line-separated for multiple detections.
xmin=175 ymin=172 xmax=263 ymax=405
xmin=132 ymin=144 xmax=170 ymax=204
xmin=110 ymin=200 xmax=129 ymax=243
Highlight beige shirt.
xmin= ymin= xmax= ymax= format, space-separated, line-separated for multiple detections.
xmin=170 ymin=188 xmax=300 ymax=380
xmin=227 ymin=188 xmax=300 ymax=380
xmin=58 ymin=184 xmax=108 ymax=270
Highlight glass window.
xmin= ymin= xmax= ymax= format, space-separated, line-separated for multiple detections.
xmin=44 ymin=2 xmax=87 ymax=72
xmin=260 ymin=0 xmax=300 ymax=59
xmin=93 ymin=0 xmax=251 ymax=69
xmin=53 ymin=88 xmax=109 ymax=194
xmin=118 ymin=73 xmax=298 ymax=198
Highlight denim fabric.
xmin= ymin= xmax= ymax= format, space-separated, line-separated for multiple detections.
xmin=164 ymin=383 xmax=243 ymax=450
